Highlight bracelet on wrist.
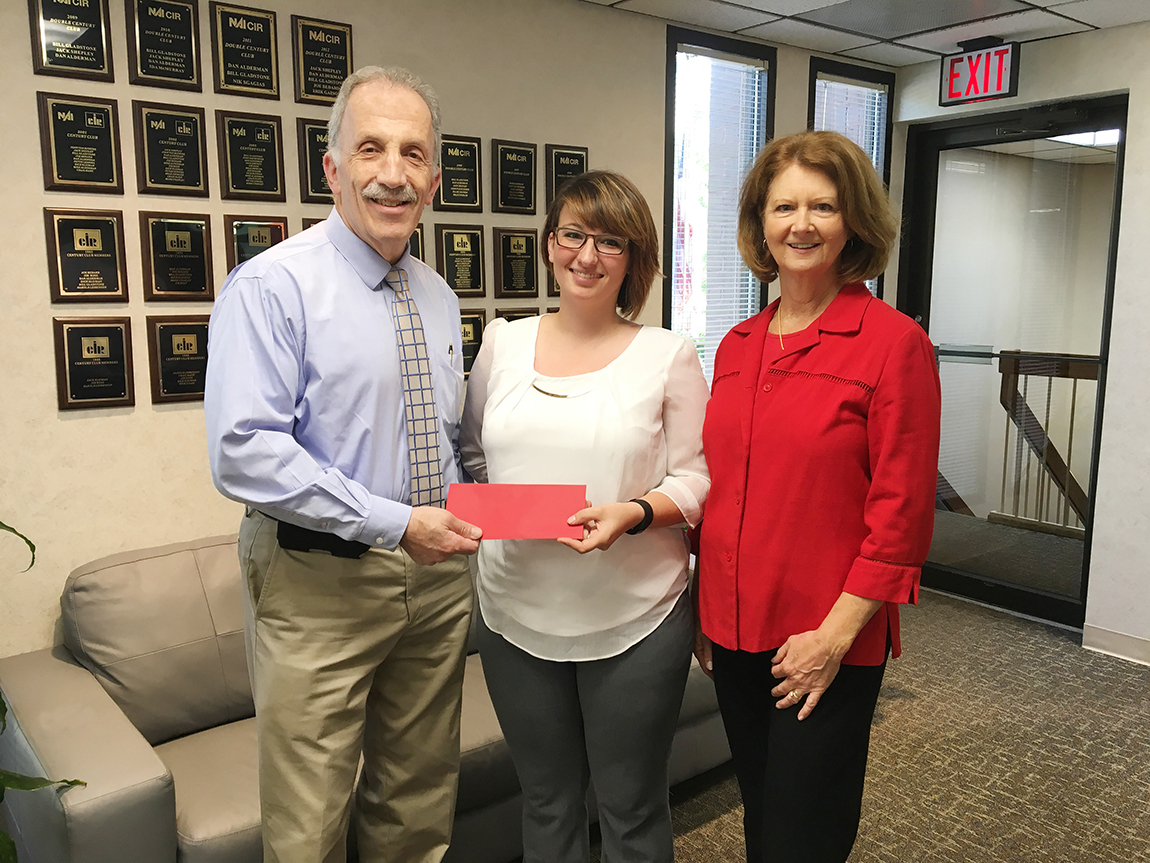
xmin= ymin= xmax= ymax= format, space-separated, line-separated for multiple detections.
xmin=625 ymin=498 xmax=654 ymax=535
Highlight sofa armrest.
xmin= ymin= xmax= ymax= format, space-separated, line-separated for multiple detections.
xmin=0 ymin=646 xmax=176 ymax=863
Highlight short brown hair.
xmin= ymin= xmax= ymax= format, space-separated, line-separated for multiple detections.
xmin=737 ymin=131 xmax=897 ymax=285
xmin=542 ymin=171 xmax=660 ymax=319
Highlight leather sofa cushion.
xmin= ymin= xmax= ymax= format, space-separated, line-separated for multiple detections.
xmin=61 ymin=535 xmax=254 ymax=745
xmin=155 ymin=717 xmax=261 ymax=863
xmin=678 ymin=665 xmax=721 ymax=724
xmin=457 ymin=654 xmax=520 ymax=812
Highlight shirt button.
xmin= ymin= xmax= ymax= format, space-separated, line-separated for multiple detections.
xmin=762 ymin=383 xmax=773 ymax=393
xmin=725 ymin=552 xmax=732 ymax=562
xmin=375 ymin=537 xmax=385 ymax=546
xmin=320 ymin=520 xmax=329 ymax=529
xmin=735 ymin=496 xmax=742 ymax=506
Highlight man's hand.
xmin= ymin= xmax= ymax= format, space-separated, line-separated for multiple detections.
xmin=400 ymin=506 xmax=481 ymax=565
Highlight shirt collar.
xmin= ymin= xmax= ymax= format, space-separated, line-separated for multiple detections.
xmin=323 ymin=208 xmax=414 ymax=292
xmin=731 ymin=282 xmax=871 ymax=337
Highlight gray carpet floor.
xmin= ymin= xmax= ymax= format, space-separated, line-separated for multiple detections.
xmin=596 ymin=590 xmax=1150 ymax=862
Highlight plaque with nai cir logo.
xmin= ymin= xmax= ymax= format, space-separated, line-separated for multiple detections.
xmin=216 ymin=109 xmax=285 ymax=201
xmin=37 ymin=92 xmax=123 ymax=193
xmin=435 ymin=134 xmax=482 ymax=213
xmin=291 ymin=15 xmax=351 ymax=105
xmin=435 ymin=224 xmax=485 ymax=299
xmin=492 ymin=139 xmax=536 ymax=215
xmin=126 ymin=0 xmax=201 ymax=90
xmin=44 ymin=208 xmax=129 ymax=302
xmin=459 ymin=308 xmax=485 ymax=377
xmin=545 ymin=144 xmax=587 ymax=205
xmin=29 ymin=0 xmax=114 ymax=82
xmin=209 ymin=1 xmax=278 ymax=98
xmin=297 ymin=117 xmax=331 ymax=203
xmin=133 ymin=101 xmax=208 ymax=196
xmin=493 ymin=228 xmax=539 ymax=299
xmin=146 ymin=314 xmax=209 ymax=402
xmin=224 ymin=214 xmax=287 ymax=271
xmin=139 ymin=211 xmax=213 ymax=301
xmin=53 ymin=316 xmax=134 ymax=410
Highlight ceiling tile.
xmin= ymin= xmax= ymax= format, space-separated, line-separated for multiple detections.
xmin=798 ymin=0 xmax=1030 ymax=40
xmin=736 ymin=17 xmax=874 ymax=51
xmin=839 ymin=41 xmax=941 ymax=66
xmin=726 ymin=0 xmax=845 ymax=13
xmin=1043 ymin=0 xmax=1150 ymax=28
xmin=898 ymin=8 xmax=1091 ymax=51
xmin=617 ymin=0 xmax=777 ymax=30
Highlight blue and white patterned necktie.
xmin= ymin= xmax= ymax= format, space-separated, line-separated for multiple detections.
xmin=385 ymin=267 xmax=444 ymax=507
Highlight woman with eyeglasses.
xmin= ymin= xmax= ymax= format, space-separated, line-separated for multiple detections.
xmin=460 ymin=170 xmax=709 ymax=863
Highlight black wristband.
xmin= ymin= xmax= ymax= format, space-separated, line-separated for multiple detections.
xmin=626 ymin=498 xmax=654 ymax=535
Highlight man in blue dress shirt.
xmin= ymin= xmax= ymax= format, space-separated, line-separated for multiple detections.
xmin=205 ymin=66 xmax=481 ymax=863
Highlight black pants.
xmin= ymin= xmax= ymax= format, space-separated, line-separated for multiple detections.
xmin=712 ymin=645 xmax=886 ymax=863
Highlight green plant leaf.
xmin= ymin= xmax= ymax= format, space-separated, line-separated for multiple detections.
xmin=0 ymin=826 xmax=17 ymax=863
xmin=0 ymin=522 xmax=35 ymax=572
xmin=0 ymin=768 xmax=84 ymax=792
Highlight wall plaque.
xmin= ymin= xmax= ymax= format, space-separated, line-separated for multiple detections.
xmin=53 ymin=316 xmax=134 ymax=409
xmin=37 ymin=92 xmax=123 ymax=194
xmin=434 ymin=134 xmax=481 ymax=212
xmin=493 ymin=228 xmax=538 ymax=299
xmin=224 ymin=214 xmax=287 ymax=271
xmin=491 ymin=139 xmax=536 ymax=215
xmin=291 ymin=15 xmax=351 ymax=105
xmin=459 ymin=308 xmax=485 ymax=377
xmin=29 ymin=0 xmax=113 ymax=81
xmin=545 ymin=144 xmax=588 ymax=204
xmin=435 ymin=224 xmax=484 ymax=298
xmin=126 ymin=0 xmax=200 ymax=90
xmin=409 ymin=224 xmax=424 ymax=262
xmin=301 ymin=216 xmax=325 ymax=230
xmin=296 ymin=117 xmax=331 ymax=203
xmin=146 ymin=314 xmax=210 ymax=403
xmin=216 ymin=110 xmax=285 ymax=201
xmin=495 ymin=308 xmax=539 ymax=324
xmin=44 ymin=208 xmax=129 ymax=303
xmin=210 ymin=1 xmax=277 ymax=98
xmin=139 ymin=211 xmax=213 ymax=301
xmin=133 ymin=101 xmax=208 ymax=196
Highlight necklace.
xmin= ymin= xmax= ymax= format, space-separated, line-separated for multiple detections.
xmin=531 ymin=382 xmax=568 ymax=398
xmin=774 ymin=307 xmax=785 ymax=349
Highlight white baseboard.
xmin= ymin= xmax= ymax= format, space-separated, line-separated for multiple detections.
xmin=1082 ymin=624 xmax=1150 ymax=667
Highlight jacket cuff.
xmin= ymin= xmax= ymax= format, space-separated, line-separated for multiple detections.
xmin=843 ymin=556 xmax=920 ymax=605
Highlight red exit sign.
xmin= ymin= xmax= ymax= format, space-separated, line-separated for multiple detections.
xmin=939 ymin=42 xmax=1020 ymax=106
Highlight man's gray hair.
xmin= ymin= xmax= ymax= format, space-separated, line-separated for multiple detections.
xmin=326 ymin=66 xmax=442 ymax=169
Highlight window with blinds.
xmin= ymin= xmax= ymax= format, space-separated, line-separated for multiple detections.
xmin=808 ymin=58 xmax=895 ymax=297
xmin=668 ymin=38 xmax=772 ymax=382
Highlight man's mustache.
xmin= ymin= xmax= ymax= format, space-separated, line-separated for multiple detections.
xmin=361 ymin=181 xmax=418 ymax=206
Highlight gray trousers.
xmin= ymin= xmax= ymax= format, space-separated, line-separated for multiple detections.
xmin=476 ymin=591 xmax=693 ymax=863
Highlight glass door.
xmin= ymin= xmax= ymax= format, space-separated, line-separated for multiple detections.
xmin=899 ymin=96 xmax=1127 ymax=627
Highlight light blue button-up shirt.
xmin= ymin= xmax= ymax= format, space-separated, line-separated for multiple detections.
xmin=205 ymin=210 xmax=465 ymax=549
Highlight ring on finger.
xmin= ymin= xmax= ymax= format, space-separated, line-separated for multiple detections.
xmin=789 ymin=690 xmax=801 ymax=701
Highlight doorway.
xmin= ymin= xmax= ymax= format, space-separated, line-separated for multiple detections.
xmin=898 ymin=95 xmax=1127 ymax=627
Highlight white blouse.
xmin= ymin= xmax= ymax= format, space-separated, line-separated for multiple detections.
xmin=460 ymin=316 xmax=711 ymax=661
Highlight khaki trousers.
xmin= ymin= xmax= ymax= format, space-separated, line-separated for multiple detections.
xmin=238 ymin=510 xmax=473 ymax=863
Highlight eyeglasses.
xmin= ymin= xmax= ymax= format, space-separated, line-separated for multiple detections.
xmin=553 ymin=227 xmax=628 ymax=256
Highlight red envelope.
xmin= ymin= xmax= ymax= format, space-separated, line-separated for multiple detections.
xmin=446 ymin=483 xmax=586 ymax=540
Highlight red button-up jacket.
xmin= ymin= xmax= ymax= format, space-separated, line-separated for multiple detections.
xmin=697 ymin=284 xmax=941 ymax=665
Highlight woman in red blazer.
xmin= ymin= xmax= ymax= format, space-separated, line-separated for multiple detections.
xmin=694 ymin=131 xmax=941 ymax=863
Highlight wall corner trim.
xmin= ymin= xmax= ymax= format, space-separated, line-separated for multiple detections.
xmin=1082 ymin=624 xmax=1150 ymax=668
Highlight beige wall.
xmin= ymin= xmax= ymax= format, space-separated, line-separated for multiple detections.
xmin=892 ymin=22 xmax=1150 ymax=664
xmin=0 ymin=0 xmax=850 ymax=657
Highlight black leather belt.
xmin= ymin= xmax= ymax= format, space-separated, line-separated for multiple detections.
xmin=274 ymin=518 xmax=371 ymax=559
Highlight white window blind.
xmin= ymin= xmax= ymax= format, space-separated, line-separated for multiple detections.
xmin=812 ymin=72 xmax=889 ymax=295
xmin=670 ymin=48 xmax=769 ymax=382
